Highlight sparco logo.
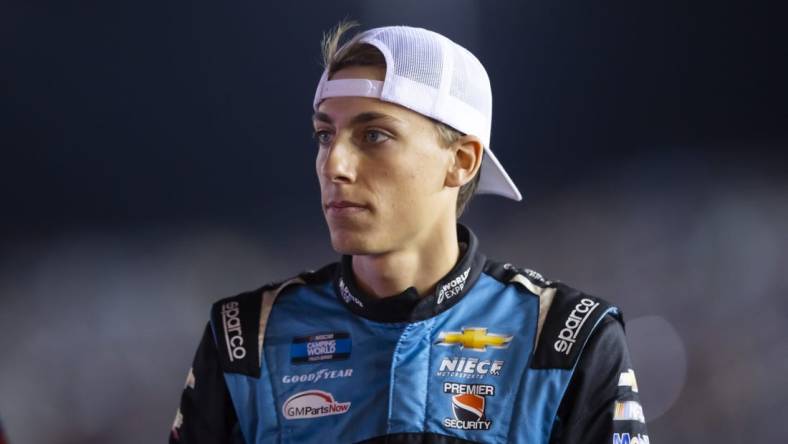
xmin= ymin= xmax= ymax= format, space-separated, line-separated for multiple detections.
xmin=282 ymin=368 xmax=353 ymax=384
xmin=338 ymin=278 xmax=364 ymax=308
xmin=437 ymin=267 xmax=470 ymax=304
xmin=282 ymin=390 xmax=351 ymax=420
xmin=221 ymin=301 xmax=246 ymax=361
xmin=553 ymin=298 xmax=599 ymax=355
xmin=437 ymin=357 xmax=504 ymax=379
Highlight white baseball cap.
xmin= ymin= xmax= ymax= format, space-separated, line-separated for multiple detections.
xmin=313 ymin=25 xmax=522 ymax=202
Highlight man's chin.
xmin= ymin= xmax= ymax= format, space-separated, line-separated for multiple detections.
xmin=330 ymin=237 xmax=370 ymax=256
xmin=328 ymin=227 xmax=378 ymax=255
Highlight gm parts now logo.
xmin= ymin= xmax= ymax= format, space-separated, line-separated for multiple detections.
xmin=443 ymin=382 xmax=495 ymax=431
xmin=291 ymin=332 xmax=351 ymax=364
xmin=436 ymin=328 xmax=512 ymax=351
xmin=221 ymin=301 xmax=246 ymax=361
xmin=437 ymin=357 xmax=504 ymax=379
xmin=553 ymin=298 xmax=599 ymax=355
xmin=282 ymin=390 xmax=351 ymax=420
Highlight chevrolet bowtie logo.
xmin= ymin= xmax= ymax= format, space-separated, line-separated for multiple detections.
xmin=436 ymin=328 xmax=513 ymax=351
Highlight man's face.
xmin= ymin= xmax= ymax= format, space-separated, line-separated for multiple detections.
xmin=314 ymin=65 xmax=457 ymax=255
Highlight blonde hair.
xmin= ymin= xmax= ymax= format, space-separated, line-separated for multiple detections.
xmin=320 ymin=20 xmax=481 ymax=217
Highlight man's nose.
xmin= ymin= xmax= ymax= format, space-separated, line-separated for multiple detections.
xmin=320 ymin=135 xmax=356 ymax=184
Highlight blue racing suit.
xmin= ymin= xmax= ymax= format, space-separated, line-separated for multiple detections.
xmin=170 ymin=224 xmax=649 ymax=443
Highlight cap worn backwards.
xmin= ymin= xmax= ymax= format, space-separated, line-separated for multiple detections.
xmin=313 ymin=25 xmax=522 ymax=202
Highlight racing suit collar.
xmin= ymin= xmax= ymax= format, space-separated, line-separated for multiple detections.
xmin=334 ymin=223 xmax=486 ymax=323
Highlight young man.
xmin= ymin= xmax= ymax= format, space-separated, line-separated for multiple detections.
xmin=171 ymin=23 xmax=649 ymax=444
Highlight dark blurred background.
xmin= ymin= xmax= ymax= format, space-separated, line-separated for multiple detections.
xmin=1 ymin=1 xmax=786 ymax=443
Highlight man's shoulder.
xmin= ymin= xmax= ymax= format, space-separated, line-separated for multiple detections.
xmin=483 ymin=258 xmax=624 ymax=369
xmin=484 ymin=258 xmax=619 ymax=310
xmin=210 ymin=261 xmax=338 ymax=310
xmin=204 ymin=261 xmax=339 ymax=377
xmin=483 ymin=259 xmax=556 ymax=290
xmin=483 ymin=259 xmax=588 ymax=303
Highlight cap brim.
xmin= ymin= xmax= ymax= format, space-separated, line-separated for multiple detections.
xmin=476 ymin=147 xmax=522 ymax=201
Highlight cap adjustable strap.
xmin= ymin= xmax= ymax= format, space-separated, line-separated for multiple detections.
xmin=320 ymin=79 xmax=384 ymax=100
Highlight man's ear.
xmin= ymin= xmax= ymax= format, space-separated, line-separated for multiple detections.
xmin=445 ymin=135 xmax=483 ymax=188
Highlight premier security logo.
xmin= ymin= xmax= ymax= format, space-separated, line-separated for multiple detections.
xmin=443 ymin=382 xmax=495 ymax=431
xmin=553 ymin=298 xmax=599 ymax=355
xmin=221 ymin=301 xmax=246 ymax=361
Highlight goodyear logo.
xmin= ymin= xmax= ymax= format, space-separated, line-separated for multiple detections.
xmin=436 ymin=328 xmax=512 ymax=351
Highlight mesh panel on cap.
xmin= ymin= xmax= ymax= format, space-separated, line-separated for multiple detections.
xmin=449 ymin=44 xmax=492 ymax=119
xmin=371 ymin=27 xmax=443 ymax=89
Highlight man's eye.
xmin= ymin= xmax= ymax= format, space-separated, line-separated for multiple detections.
xmin=313 ymin=130 xmax=333 ymax=145
xmin=364 ymin=130 xmax=390 ymax=144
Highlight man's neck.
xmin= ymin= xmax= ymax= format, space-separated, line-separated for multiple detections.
xmin=351 ymin=224 xmax=461 ymax=298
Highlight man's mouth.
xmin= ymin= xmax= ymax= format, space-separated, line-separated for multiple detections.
xmin=325 ymin=200 xmax=368 ymax=215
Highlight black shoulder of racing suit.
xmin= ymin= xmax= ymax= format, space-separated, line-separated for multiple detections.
xmin=484 ymin=260 xmax=623 ymax=370
xmin=208 ymin=266 xmax=336 ymax=378
xmin=483 ymin=260 xmax=554 ymax=288
xmin=531 ymin=282 xmax=622 ymax=370
xmin=211 ymin=288 xmax=265 ymax=377
xmin=170 ymin=322 xmax=245 ymax=444
xmin=548 ymin=315 xmax=649 ymax=444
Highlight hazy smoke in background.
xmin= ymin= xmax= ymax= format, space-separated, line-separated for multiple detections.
xmin=1 ymin=150 xmax=785 ymax=443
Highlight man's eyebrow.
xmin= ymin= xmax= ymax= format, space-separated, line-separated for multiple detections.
xmin=349 ymin=112 xmax=402 ymax=126
xmin=312 ymin=111 xmax=334 ymax=123
xmin=312 ymin=112 xmax=333 ymax=124
xmin=312 ymin=111 xmax=403 ymax=126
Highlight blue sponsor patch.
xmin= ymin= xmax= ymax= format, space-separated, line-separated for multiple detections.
xmin=291 ymin=332 xmax=351 ymax=364
xmin=613 ymin=433 xmax=650 ymax=444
